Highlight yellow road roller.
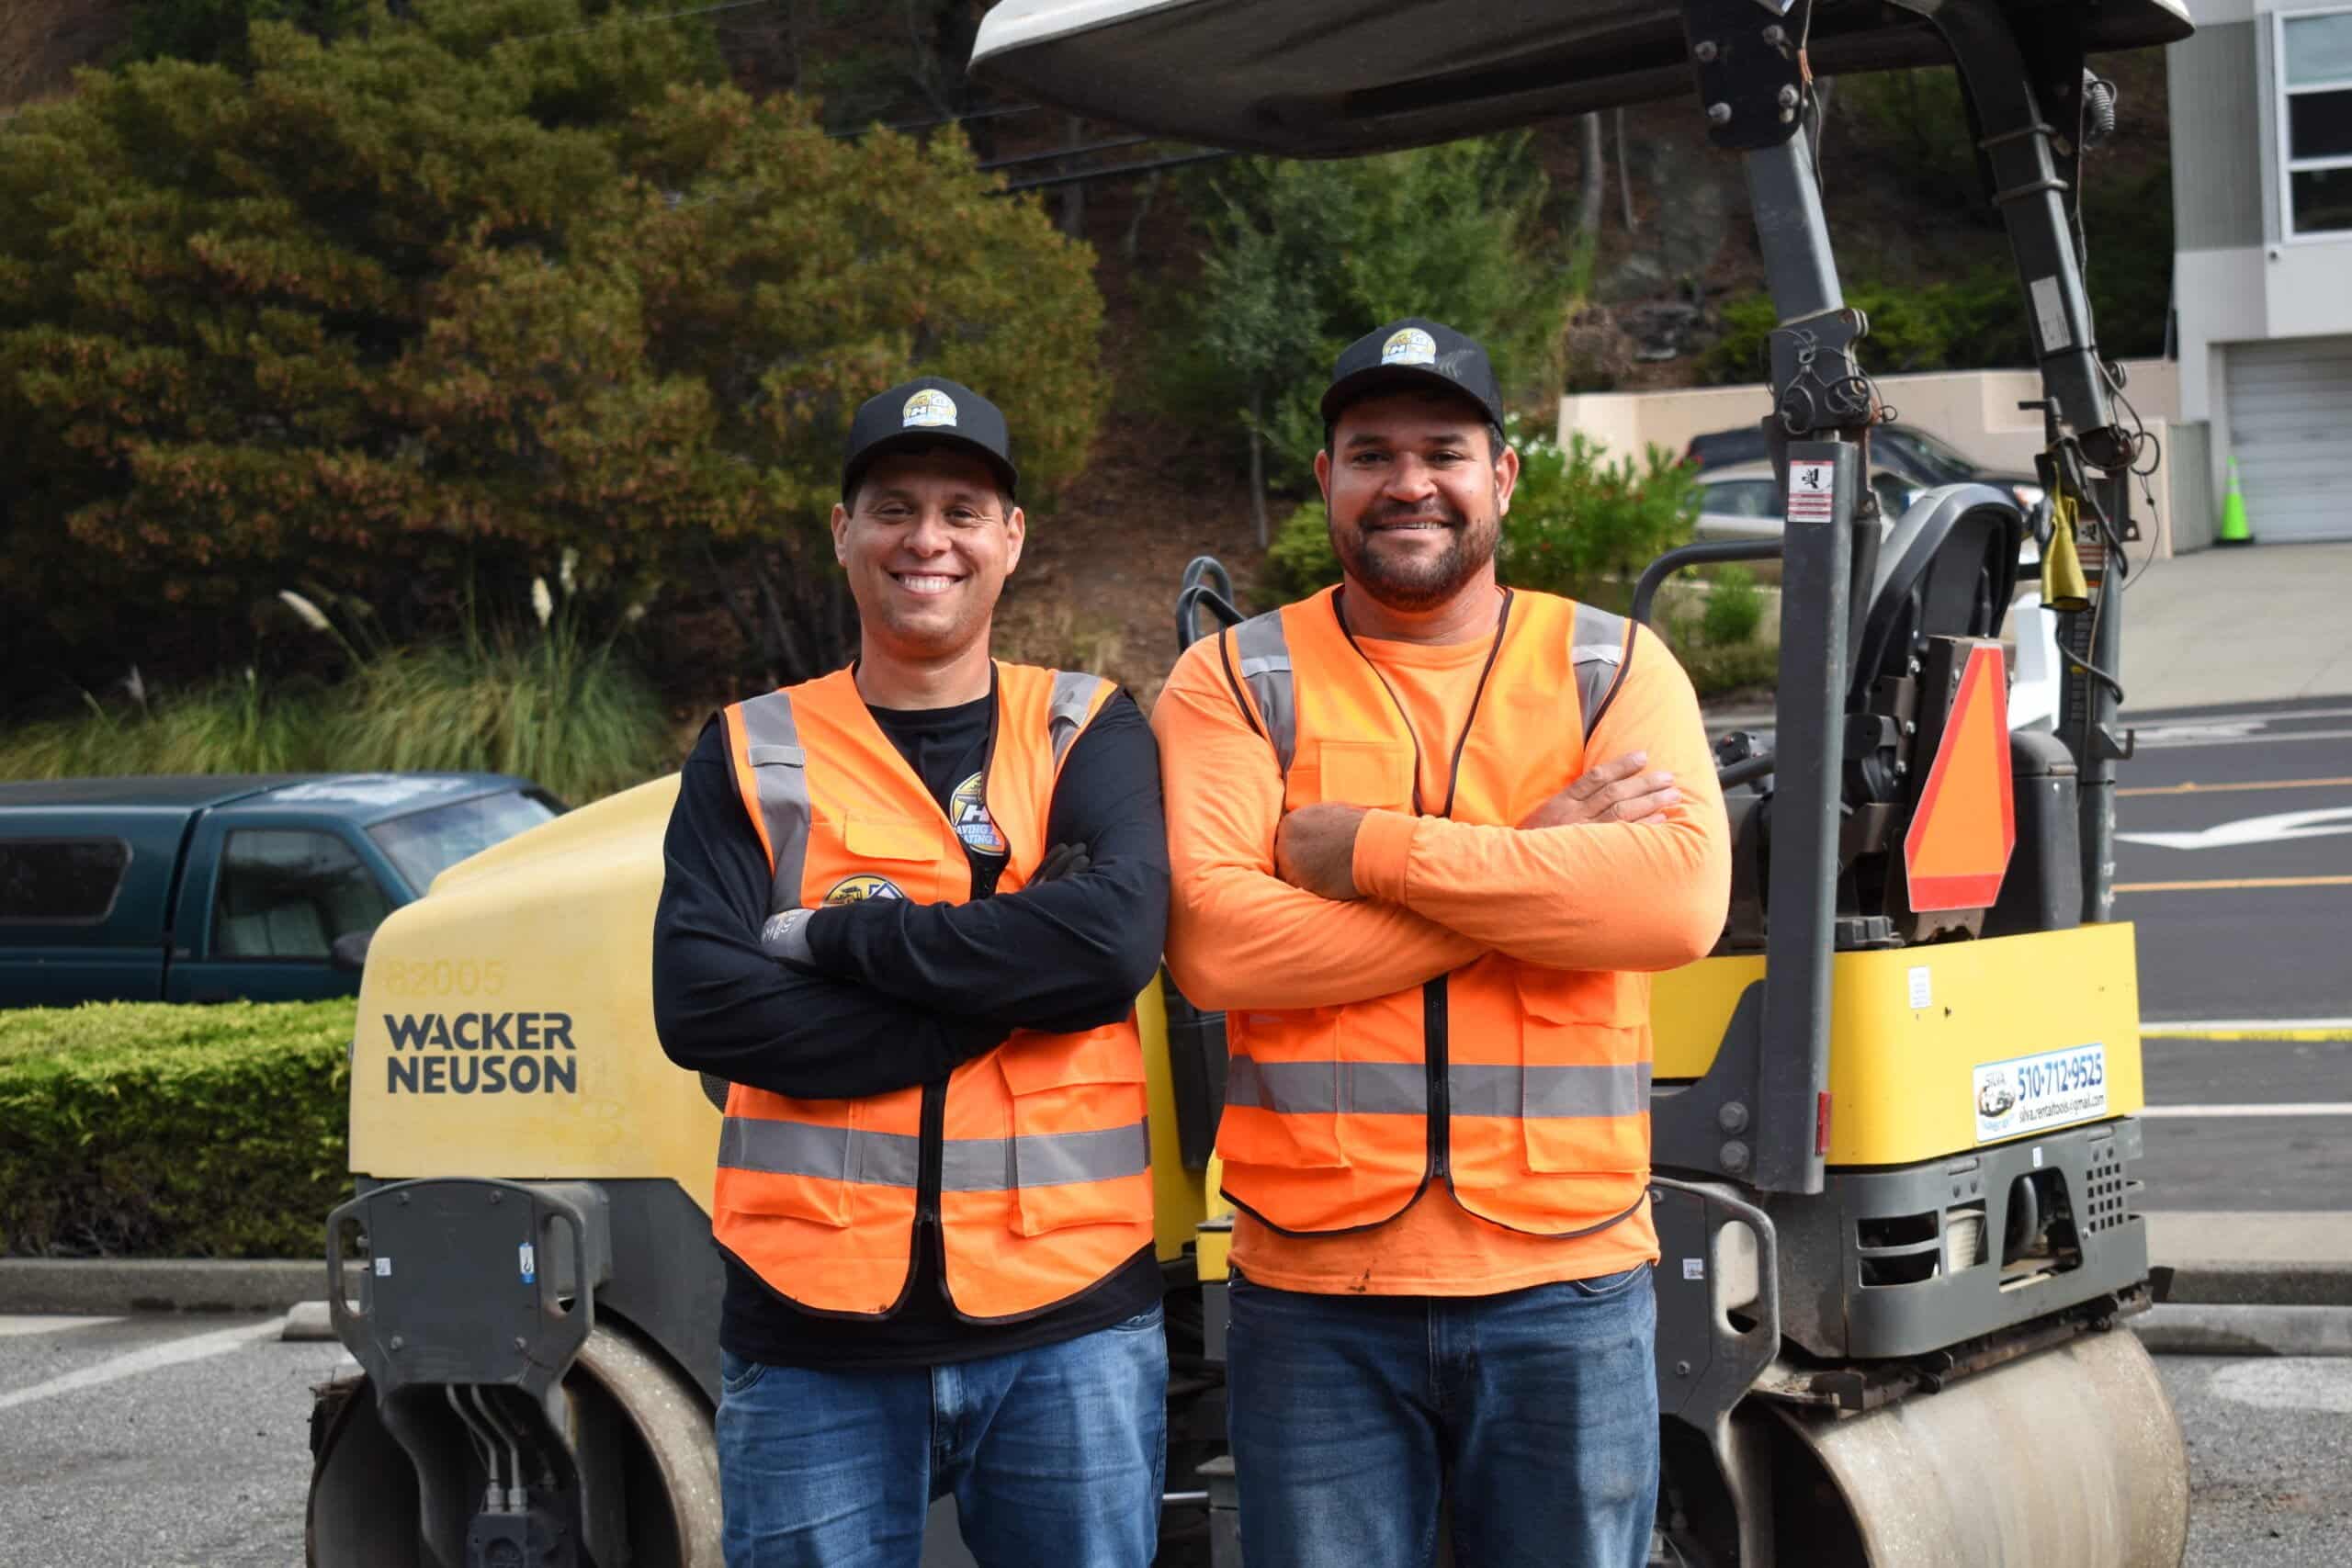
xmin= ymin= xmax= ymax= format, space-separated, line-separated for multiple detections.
xmin=307 ymin=1 xmax=2195 ymax=1562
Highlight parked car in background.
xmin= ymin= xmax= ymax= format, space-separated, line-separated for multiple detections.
xmin=0 ymin=773 xmax=560 ymax=1008
xmin=1695 ymin=461 xmax=1926 ymax=543
xmin=1682 ymin=421 xmax=2047 ymax=515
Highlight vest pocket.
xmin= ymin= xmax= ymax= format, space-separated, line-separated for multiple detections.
xmin=1515 ymin=971 xmax=1650 ymax=1176
xmin=826 ymin=814 xmax=944 ymax=903
xmin=715 ymin=1115 xmax=859 ymax=1227
xmin=998 ymin=1033 xmax=1151 ymax=1237
xmin=1215 ymin=1010 xmax=1351 ymax=1171
xmin=1309 ymin=740 xmax=1415 ymax=811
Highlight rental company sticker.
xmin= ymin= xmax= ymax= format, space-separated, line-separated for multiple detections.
xmin=1973 ymin=1043 xmax=2109 ymax=1144
xmin=1908 ymin=965 xmax=1933 ymax=1010
xmin=1682 ymin=1258 xmax=1705 ymax=1281
xmin=1787 ymin=460 xmax=1837 ymax=522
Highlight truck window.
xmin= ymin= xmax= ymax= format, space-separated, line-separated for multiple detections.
xmin=212 ymin=830 xmax=393 ymax=959
xmin=368 ymin=789 xmax=560 ymax=893
xmin=0 ymin=838 xmax=132 ymax=923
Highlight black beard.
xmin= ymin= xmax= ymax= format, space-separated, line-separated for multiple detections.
xmin=1331 ymin=502 xmax=1498 ymax=611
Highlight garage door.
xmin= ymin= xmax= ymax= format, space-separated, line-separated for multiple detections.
xmin=2225 ymin=335 xmax=2352 ymax=543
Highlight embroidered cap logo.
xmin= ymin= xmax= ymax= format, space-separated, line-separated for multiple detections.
xmin=901 ymin=389 xmax=959 ymax=429
xmin=1380 ymin=328 xmax=1437 ymax=367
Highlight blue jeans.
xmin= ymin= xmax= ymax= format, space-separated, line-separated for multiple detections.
xmin=1227 ymin=1268 xmax=1658 ymax=1568
xmin=716 ymin=1305 xmax=1169 ymax=1568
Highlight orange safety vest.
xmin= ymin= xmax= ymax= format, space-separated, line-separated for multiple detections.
xmin=1209 ymin=584 xmax=1653 ymax=1238
xmin=710 ymin=663 xmax=1154 ymax=1320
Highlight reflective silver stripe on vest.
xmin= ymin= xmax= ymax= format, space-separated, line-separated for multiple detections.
xmin=1227 ymin=1055 xmax=1649 ymax=1119
xmin=1048 ymin=671 xmax=1109 ymax=765
xmin=1226 ymin=1056 xmax=1426 ymax=1116
xmin=1449 ymin=1061 xmax=1654 ymax=1120
xmin=735 ymin=694 xmax=809 ymax=917
xmin=1232 ymin=611 xmax=1296 ymax=774
xmin=718 ymin=1116 xmax=1151 ymax=1192
xmin=1570 ymin=604 xmax=1632 ymax=743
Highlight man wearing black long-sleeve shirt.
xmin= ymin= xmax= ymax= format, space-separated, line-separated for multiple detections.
xmin=654 ymin=377 xmax=1170 ymax=1568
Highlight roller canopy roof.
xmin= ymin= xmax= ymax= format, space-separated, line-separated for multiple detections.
xmin=969 ymin=0 xmax=2193 ymax=156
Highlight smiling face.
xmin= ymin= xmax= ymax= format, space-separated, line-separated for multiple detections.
xmin=1316 ymin=389 xmax=1518 ymax=614
xmin=831 ymin=448 xmax=1024 ymax=664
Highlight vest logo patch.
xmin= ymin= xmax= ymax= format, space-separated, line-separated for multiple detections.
xmin=824 ymin=873 xmax=907 ymax=904
xmin=948 ymin=771 xmax=1007 ymax=856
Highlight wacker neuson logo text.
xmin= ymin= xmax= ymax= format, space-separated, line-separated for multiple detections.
xmin=383 ymin=1012 xmax=579 ymax=1094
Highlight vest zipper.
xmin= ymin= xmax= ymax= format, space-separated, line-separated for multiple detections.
xmin=1424 ymin=976 xmax=1450 ymax=1179
xmin=917 ymin=1079 xmax=946 ymax=1228
xmin=1328 ymin=588 xmax=1512 ymax=1194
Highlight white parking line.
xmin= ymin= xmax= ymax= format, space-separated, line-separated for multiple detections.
xmin=0 ymin=1315 xmax=123 ymax=1338
xmin=0 ymin=1314 xmax=284 ymax=1414
xmin=2127 ymin=705 xmax=2352 ymax=728
xmin=2132 ymin=727 xmax=2352 ymax=750
xmin=2141 ymin=1103 xmax=2352 ymax=1118
xmin=2146 ymin=1018 xmax=2352 ymax=1032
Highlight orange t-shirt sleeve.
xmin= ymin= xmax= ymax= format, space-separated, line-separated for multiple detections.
xmin=1153 ymin=637 xmax=1483 ymax=1012
xmin=1347 ymin=625 xmax=1731 ymax=973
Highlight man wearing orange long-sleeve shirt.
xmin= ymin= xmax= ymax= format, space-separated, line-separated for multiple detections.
xmin=1153 ymin=319 xmax=1731 ymax=1568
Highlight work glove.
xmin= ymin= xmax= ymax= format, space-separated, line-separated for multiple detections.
xmin=760 ymin=907 xmax=818 ymax=968
xmin=1030 ymin=840 xmax=1092 ymax=885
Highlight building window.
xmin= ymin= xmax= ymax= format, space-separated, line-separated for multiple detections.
xmin=2281 ymin=8 xmax=2352 ymax=236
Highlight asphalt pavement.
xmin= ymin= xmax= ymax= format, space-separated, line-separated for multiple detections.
xmin=0 ymin=1312 xmax=340 ymax=1568
xmin=2160 ymin=1353 xmax=2352 ymax=1568
xmin=2114 ymin=694 xmax=2352 ymax=1214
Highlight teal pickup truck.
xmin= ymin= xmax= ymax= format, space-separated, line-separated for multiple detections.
xmin=0 ymin=773 xmax=560 ymax=1008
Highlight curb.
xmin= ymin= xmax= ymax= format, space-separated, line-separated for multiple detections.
xmin=2132 ymin=1303 xmax=2352 ymax=1358
xmin=2151 ymin=1262 xmax=2352 ymax=1309
xmin=281 ymin=1300 xmax=338 ymax=1341
xmin=0 ymin=1258 xmax=325 ymax=1315
xmin=2145 ymin=1212 xmax=2352 ymax=1308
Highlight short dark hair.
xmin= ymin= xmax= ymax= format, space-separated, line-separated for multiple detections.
xmin=843 ymin=442 xmax=1015 ymax=514
xmin=1323 ymin=416 xmax=1509 ymax=462
xmin=1323 ymin=387 xmax=1507 ymax=461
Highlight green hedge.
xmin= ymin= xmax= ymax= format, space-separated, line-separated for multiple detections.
xmin=0 ymin=1000 xmax=356 ymax=1258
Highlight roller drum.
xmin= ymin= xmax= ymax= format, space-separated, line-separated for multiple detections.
xmin=1773 ymin=1328 xmax=2188 ymax=1568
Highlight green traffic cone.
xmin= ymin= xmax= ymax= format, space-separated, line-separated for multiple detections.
xmin=2217 ymin=457 xmax=2255 ymax=547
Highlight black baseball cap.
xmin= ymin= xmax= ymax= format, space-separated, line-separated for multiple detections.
xmin=1319 ymin=318 xmax=1507 ymax=434
xmin=842 ymin=376 xmax=1019 ymax=501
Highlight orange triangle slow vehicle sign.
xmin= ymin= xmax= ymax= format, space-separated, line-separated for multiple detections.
xmin=1903 ymin=643 xmax=2017 ymax=911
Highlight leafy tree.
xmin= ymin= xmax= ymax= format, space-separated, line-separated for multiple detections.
xmin=1827 ymin=64 xmax=2171 ymax=363
xmin=122 ymin=0 xmax=377 ymax=71
xmin=0 ymin=0 xmax=1104 ymax=695
xmin=1839 ymin=69 xmax=1987 ymax=218
xmin=1702 ymin=272 xmax=2032 ymax=384
xmin=1156 ymin=136 xmax=1573 ymax=536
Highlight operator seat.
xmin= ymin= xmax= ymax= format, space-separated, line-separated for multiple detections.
xmin=1714 ymin=480 xmax=2033 ymax=953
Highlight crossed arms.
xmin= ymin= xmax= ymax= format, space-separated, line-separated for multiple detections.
xmin=1149 ymin=625 xmax=1733 ymax=1013
xmin=651 ymin=697 xmax=1170 ymax=1100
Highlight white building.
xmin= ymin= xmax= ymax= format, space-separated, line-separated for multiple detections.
xmin=2170 ymin=0 xmax=2352 ymax=543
